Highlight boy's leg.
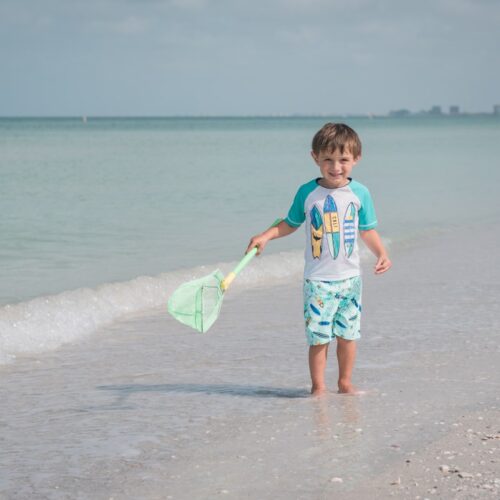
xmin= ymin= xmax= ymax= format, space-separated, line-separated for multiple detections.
xmin=336 ymin=337 xmax=357 ymax=393
xmin=309 ymin=343 xmax=329 ymax=395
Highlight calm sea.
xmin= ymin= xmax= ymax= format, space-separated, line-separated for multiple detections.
xmin=1 ymin=116 xmax=499 ymax=361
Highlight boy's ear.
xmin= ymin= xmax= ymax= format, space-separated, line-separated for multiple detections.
xmin=353 ymin=154 xmax=362 ymax=165
xmin=310 ymin=151 xmax=319 ymax=164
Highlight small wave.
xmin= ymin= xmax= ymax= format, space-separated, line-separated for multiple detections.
xmin=0 ymin=250 xmax=304 ymax=364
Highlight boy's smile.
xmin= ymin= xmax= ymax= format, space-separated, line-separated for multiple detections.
xmin=311 ymin=150 xmax=360 ymax=189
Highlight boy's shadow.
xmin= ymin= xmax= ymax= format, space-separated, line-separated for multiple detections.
xmin=96 ymin=383 xmax=309 ymax=406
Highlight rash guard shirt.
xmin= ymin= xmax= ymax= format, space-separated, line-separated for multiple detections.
xmin=285 ymin=178 xmax=378 ymax=281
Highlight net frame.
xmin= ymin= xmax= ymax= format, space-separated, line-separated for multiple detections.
xmin=167 ymin=270 xmax=225 ymax=333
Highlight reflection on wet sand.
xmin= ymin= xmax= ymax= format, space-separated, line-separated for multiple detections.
xmin=311 ymin=392 xmax=362 ymax=440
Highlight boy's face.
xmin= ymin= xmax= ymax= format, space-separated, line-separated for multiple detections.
xmin=311 ymin=149 xmax=360 ymax=189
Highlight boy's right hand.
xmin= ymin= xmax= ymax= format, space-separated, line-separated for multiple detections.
xmin=246 ymin=234 xmax=269 ymax=255
xmin=246 ymin=220 xmax=296 ymax=256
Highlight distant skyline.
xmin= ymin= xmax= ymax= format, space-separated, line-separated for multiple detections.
xmin=1 ymin=104 xmax=499 ymax=118
xmin=1 ymin=0 xmax=499 ymax=117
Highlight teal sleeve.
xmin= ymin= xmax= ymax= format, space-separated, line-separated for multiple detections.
xmin=284 ymin=188 xmax=305 ymax=228
xmin=284 ymin=180 xmax=318 ymax=228
xmin=351 ymin=181 xmax=378 ymax=230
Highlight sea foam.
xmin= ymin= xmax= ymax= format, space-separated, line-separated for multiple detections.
xmin=0 ymin=250 xmax=303 ymax=364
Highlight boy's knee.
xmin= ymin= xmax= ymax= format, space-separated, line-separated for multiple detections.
xmin=336 ymin=336 xmax=355 ymax=344
xmin=309 ymin=342 xmax=330 ymax=352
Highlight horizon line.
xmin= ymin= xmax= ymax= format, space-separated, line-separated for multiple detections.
xmin=1 ymin=112 xmax=498 ymax=119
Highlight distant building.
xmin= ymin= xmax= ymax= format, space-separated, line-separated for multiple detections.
xmin=449 ymin=106 xmax=460 ymax=115
xmin=429 ymin=106 xmax=443 ymax=115
xmin=388 ymin=109 xmax=411 ymax=118
xmin=494 ymin=105 xmax=500 ymax=115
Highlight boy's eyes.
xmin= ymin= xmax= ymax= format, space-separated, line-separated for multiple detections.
xmin=323 ymin=158 xmax=350 ymax=163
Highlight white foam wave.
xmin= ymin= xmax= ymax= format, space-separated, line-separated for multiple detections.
xmin=0 ymin=250 xmax=304 ymax=364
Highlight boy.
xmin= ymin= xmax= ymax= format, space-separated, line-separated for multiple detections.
xmin=246 ymin=123 xmax=391 ymax=396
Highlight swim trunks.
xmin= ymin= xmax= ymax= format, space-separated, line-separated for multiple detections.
xmin=304 ymin=276 xmax=362 ymax=345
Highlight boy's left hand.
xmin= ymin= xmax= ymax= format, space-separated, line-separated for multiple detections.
xmin=374 ymin=254 xmax=392 ymax=274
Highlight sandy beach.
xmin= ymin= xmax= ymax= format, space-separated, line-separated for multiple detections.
xmin=1 ymin=223 xmax=499 ymax=499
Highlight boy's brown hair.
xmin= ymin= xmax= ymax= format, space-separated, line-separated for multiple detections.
xmin=311 ymin=123 xmax=362 ymax=158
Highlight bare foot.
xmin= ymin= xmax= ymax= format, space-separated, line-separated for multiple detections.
xmin=311 ymin=385 xmax=328 ymax=396
xmin=337 ymin=381 xmax=359 ymax=394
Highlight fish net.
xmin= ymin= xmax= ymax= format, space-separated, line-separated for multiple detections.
xmin=167 ymin=270 xmax=225 ymax=333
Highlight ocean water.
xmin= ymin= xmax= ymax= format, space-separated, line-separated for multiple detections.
xmin=1 ymin=116 xmax=499 ymax=363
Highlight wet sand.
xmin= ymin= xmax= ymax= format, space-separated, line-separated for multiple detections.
xmin=1 ymin=224 xmax=499 ymax=499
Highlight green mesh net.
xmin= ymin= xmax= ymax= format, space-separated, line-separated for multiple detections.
xmin=167 ymin=270 xmax=225 ymax=333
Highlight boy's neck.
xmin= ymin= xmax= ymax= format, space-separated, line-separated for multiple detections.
xmin=317 ymin=177 xmax=352 ymax=189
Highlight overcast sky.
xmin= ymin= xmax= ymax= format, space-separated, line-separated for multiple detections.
xmin=1 ymin=0 xmax=499 ymax=116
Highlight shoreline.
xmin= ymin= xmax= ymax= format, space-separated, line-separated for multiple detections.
xmin=0 ymin=219 xmax=461 ymax=364
xmin=1 ymin=223 xmax=499 ymax=498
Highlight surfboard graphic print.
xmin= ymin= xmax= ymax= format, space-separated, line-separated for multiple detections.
xmin=343 ymin=202 xmax=356 ymax=258
xmin=310 ymin=204 xmax=323 ymax=259
xmin=323 ymin=195 xmax=340 ymax=259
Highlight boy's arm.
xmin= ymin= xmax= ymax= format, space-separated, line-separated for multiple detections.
xmin=246 ymin=220 xmax=298 ymax=255
xmin=359 ymin=229 xmax=392 ymax=274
